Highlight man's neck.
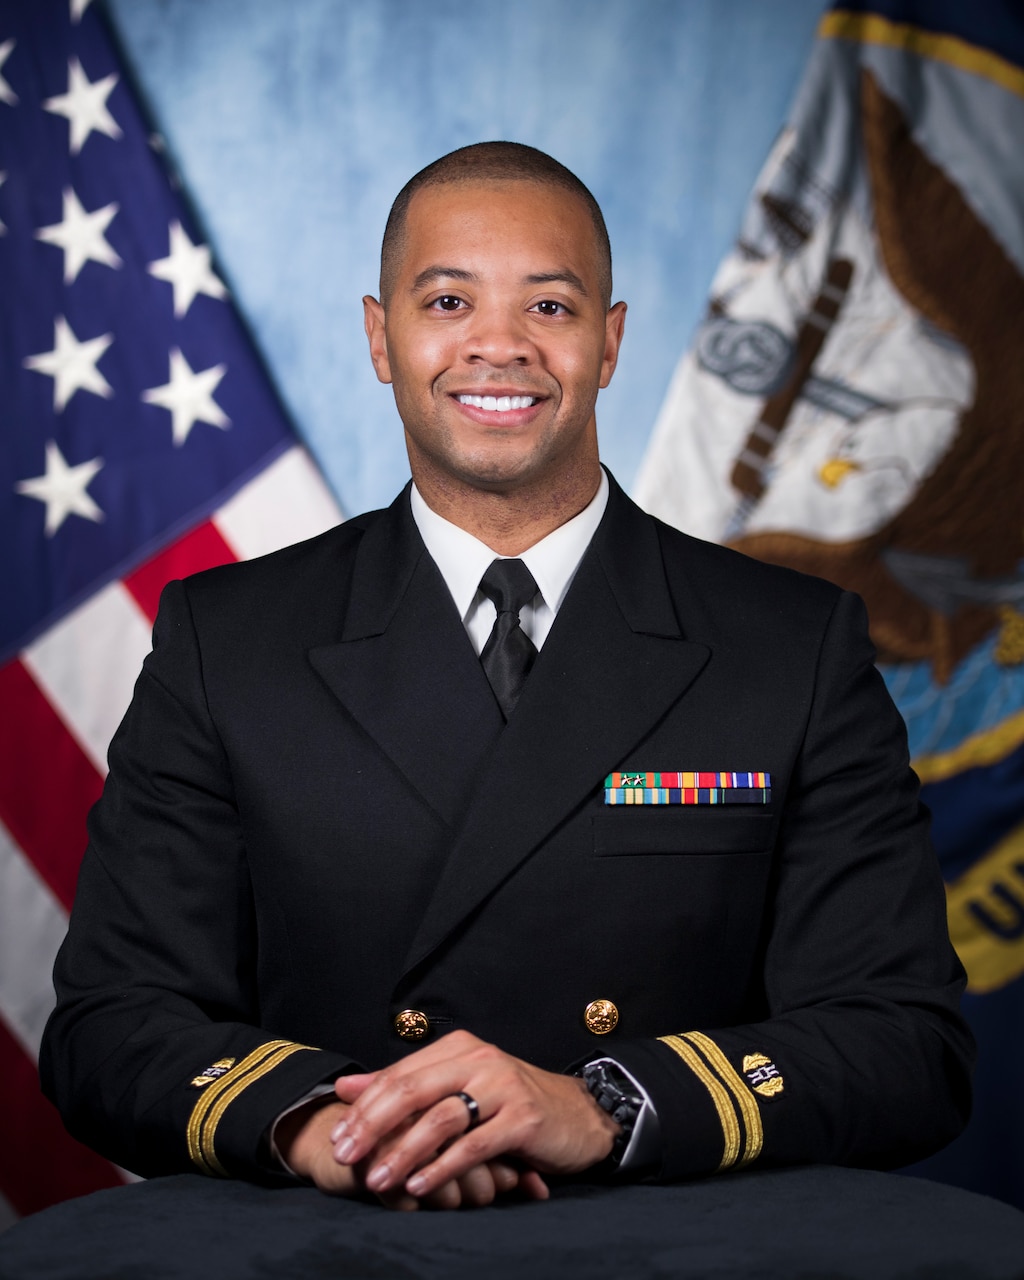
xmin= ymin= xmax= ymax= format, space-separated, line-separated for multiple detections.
xmin=409 ymin=462 xmax=603 ymax=556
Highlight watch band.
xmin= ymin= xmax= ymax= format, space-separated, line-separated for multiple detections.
xmin=579 ymin=1059 xmax=644 ymax=1168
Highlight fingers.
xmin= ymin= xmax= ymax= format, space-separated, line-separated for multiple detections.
xmin=488 ymin=1160 xmax=520 ymax=1196
xmin=405 ymin=1140 xmax=554 ymax=1204
xmin=446 ymin=1160 xmax=523 ymax=1208
xmin=333 ymin=1033 xmax=496 ymax=1165
xmin=403 ymin=1124 xmax=509 ymax=1198
xmin=361 ymin=1092 xmax=480 ymax=1194
xmin=518 ymin=1169 xmax=551 ymax=1201
xmin=385 ymin=1160 xmax=535 ymax=1212
xmin=374 ymin=1186 xmax=422 ymax=1211
xmin=334 ymin=1072 xmax=376 ymax=1103
xmin=450 ymin=1164 xmax=493 ymax=1209
xmin=471 ymin=1160 xmax=549 ymax=1204
xmin=392 ymin=1073 xmax=615 ymax=1197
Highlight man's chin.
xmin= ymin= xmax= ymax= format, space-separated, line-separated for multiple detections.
xmin=407 ymin=428 xmax=598 ymax=500
xmin=434 ymin=450 xmax=553 ymax=495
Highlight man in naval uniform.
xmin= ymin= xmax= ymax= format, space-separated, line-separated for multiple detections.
xmin=41 ymin=143 xmax=973 ymax=1210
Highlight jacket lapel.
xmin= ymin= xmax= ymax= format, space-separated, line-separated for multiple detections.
xmin=309 ymin=488 xmax=503 ymax=829
xmin=399 ymin=479 xmax=711 ymax=979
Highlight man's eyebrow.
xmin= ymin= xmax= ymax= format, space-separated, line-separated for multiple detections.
xmin=524 ymin=271 xmax=589 ymax=297
xmin=410 ymin=266 xmax=476 ymax=292
xmin=408 ymin=266 xmax=590 ymax=296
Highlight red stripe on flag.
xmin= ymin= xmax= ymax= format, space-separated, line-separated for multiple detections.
xmin=0 ymin=1016 xmax=125 ymax=1216
xmin=124 ymin=520 xmax=239 ymax=623
xmin=0 ymin=660 xmax=103 ymax=912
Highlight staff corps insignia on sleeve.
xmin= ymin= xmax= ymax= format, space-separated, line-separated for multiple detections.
xmin=742 ymin=1053 xmax=784 ymax=1098
xmin=190 ymin=1057 xmax=236 ymax=1089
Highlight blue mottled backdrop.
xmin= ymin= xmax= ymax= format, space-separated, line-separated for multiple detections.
xmin=105 ymin=0 xmax=824 ymax=516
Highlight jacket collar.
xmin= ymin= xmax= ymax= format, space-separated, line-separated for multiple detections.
xmin=310 ymin=486 xmax=504 ymax=829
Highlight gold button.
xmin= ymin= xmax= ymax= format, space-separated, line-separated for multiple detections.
xmin=394 ymin=1009 xmax=430 ymax=1040
xmin=584 ymin=999 xmax=619 ymax=1035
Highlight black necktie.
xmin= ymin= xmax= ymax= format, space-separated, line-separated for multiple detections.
xmin=479 ymin=558 xmax=539 ymax=720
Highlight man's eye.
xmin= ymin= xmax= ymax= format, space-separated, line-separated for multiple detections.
xmin=532 ymin=300 xmax=566 ymax=316
xmin=432 ymin=295 xmax=464 ymax=311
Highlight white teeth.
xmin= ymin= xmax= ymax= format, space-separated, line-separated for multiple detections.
xmin=456 ymin=395 xmax=537 ymax=411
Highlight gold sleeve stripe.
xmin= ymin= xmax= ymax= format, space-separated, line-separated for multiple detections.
xmin=658 ymin=1034 xmax=741 ymax=1172
xmin=683 ymin=1031 xmax=764 ymax=1167
xmin=187 ymin=1041 xmax=279 ymax=1174
xmin=186 ymin=1039 xmax=315 ymax=1176
xmin=198 ymin=1043 xmax=314 ymax=1176
xmin=187 ymin=1040 xmax=294 ymax=1175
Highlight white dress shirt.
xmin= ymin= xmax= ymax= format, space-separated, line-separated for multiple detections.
xmin=408 ymin=469 xmax=608 ymax=658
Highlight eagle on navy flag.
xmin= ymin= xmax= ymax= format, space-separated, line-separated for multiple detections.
xmin=635 ymin=0 xmax=1024 ymax=1209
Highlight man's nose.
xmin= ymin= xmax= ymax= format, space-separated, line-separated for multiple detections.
xmin=461 ymin=304 xmax=537 ymax=366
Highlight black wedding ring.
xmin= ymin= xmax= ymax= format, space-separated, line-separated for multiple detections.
xmin=452 ymin=1090 xmax=481 ymax=1130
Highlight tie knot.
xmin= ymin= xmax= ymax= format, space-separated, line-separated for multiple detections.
xmin=479 ymin=558 xmax=538 ymax=617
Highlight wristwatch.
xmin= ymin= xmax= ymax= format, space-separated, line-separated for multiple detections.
xmin=579 ymin=1059 xmax=644 ymax=1169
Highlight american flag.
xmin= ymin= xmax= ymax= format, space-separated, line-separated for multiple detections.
xmin=0 ymin=0 xmax=341 ymax=1220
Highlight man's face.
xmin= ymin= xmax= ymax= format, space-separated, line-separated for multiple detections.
xmin=364 ymin=180 xmax=626 ymax=498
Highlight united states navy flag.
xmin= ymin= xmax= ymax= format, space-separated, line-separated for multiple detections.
xmin=636 ymin=0 xmax=1024 ymax=1207
xmin=0 ymin=0 xmax=341 ymax=1219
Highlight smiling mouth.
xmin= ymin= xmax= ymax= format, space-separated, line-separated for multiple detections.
xmin=455 ymin=394 xmax=540 ymax=412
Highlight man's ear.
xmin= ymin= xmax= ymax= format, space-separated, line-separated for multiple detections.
xmin=363 ymin=296 xmax=392 ymax=384
xmin=599 ymin=300 xmax=627 ymax=389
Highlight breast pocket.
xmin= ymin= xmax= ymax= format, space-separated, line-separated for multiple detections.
xmin=592 ymin=811 xmax=775 ymax=856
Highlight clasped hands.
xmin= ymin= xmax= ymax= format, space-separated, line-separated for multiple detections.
xmin=278 ymin=1030 xmax=620 ymax=1210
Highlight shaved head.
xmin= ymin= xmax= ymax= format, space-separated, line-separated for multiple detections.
xmin=380 ymin=141 xmax=612 ymax=308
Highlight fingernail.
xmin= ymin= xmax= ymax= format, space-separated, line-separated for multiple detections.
xmin=335 ymin=1137 xmax=355 ymax=1163
xmin=406 ymin=1174 xmax=426 ymax=1196
xmin=330 ymin=1121 xmax=348 ymax=1143
xmin=366 ymin=1164 xmax=391 ymax=1191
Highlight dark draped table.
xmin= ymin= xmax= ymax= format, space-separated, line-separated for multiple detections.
xmin=2 ymin=1166 xmax=1024 ymax=1279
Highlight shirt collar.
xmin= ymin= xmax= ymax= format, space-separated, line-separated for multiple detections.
xmin=409 ymin=469 xmax=609 ymax=622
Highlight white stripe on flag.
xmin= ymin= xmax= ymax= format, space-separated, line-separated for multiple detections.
xmin=22 ymin=582 xmax=154 ymax=777
xmin=0 ymin=820 xmax=69 ymax=1062
xmin=214 ymin=445 xmax=342 ymax=561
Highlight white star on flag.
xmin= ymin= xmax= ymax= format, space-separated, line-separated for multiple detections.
xmin=35 ymin=187 xmax=122 ymax=283
xmin=147 ymin=220 xmax=228 ymax=317
xmin=71 ymin=0 xmax=96 ymax=21
xmin=141 ymin=347 xmax=230 ymax=446
xmin=24 ymin=315 xmax=115 ymax=411
xmin=0 ymin=37 xmax=17 ymax=106
xmin=43 ymin=56 xmax=122 ymax=155
xmin=15 ymin=439 xmax=105 ymax=536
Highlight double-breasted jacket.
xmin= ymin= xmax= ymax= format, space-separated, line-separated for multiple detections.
xmin=41 ymin=476 xmax=973 ymax=1183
